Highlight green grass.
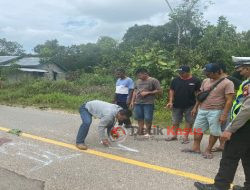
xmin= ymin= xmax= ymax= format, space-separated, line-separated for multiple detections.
xmin=154 ymin=100 xmax=172 ymax=127
xmin=0 ymin=73 xmax=172 ymax=125
xmin=0 ymin=85 xmax=111 ymax=111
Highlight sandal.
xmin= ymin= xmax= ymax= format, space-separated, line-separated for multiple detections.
xmin=165 ymin=137 xmax=178 ymax=141
xmin=211 ymin=147 xmax=224 ymax=152
xmin=181 ymin=148 xmax=201 ymax=154
xmin=181 ymin=139 xmax=190 ymax=144
xmin=202 ymin=152 xmax=214 ymax=159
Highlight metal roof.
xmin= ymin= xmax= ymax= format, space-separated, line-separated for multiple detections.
xmin=0 ymin=56 xmax=20 ymax=63
xmin=18 ymin=68 xmax=48 ymax=73
xmin=15 ymin=57 xmax=40 ymax=66
xmin=0 ymin=56 xmax=66 ymax=72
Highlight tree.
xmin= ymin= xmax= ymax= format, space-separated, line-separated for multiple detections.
xmin=198 ymin=16 xmax=239 ymax=71
xmin=96 ymin=36 xmax=120 ymax=69
xmin=236 ymin=30 xmax=250 ymax=56
xmin=0 ymin=38 xmax=25 ymax=56
xmin=165 ymin=0 xmax=209 ymax=48
xmin=34 ymin=39 xmax=62 ymax=59
xmin=78 ymin=43 xmax=102 ymax=72
xmin=33 ymin=39 xmax=69 ymax=72
xmin=122 ymin=24 xmax=154 ymax=48
xmin=130 ymin=42 xmax=177 ymax=83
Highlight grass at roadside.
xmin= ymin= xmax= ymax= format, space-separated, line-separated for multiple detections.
xmin=0 ymin=74 xmax=172 ymax=125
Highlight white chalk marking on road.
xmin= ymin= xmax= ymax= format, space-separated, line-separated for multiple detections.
xmin=0 ymin=127 xmax=215 ymax=184
xmin=109 ymin=143 xmax=139 ymax=153
xmin=0 ymin=141 xmax=81 ymax=172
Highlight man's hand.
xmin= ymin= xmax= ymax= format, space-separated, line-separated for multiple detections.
xmin=101 ymin=139 xmax=110 ymax=147
xmin=166 ymin=102 xmax=173 ymax=109
xmin=191 ymin=107 xmax=198 ymax=117
xmin=140 ymin=91 xmax=151 ymax=97
xmin=126 ymin=99 xmax=131 ymax=106
xmin=221 ymin=131 xmax=232 ymax=141
xmin=219 ymin=114 xmax=227 ymax=125
xmin=129 ymin=102 xmax=134 ymax=109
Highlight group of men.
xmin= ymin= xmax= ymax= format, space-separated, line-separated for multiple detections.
xmin=166 ymin=58 xmax=250 ymax=190
xmin=169 ymin=63 xmax=237 ymax=159
xmin=193 ymin=58 xmax=250 ymax=190
xmin=75 ymin=56 xmax=250 ymax=190
xmin=75 ymin=68 xmax=162 ymax=150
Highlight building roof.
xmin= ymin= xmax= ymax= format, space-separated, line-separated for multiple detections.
xmin=0 ymin=56 xmax=20 ymax=64
xmin=0 ymin=56 xmax=67 ymax=72
xmin=15 ymin=57 xmax=40 ymax=66
xmin=18 ymin=68 xmax=48 ymax=73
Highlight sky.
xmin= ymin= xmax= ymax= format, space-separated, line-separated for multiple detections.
xmin=0 ymin=0 xmax=250 ymax=52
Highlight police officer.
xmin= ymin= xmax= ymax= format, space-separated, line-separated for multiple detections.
xmin=194 ymin=56 xmax=250 ymax=190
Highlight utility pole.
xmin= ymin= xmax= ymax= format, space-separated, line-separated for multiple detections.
xmin=164 ymin=0 xmax=181 ymax=46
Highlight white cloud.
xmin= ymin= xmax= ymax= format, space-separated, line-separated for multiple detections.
xmin=204 ymin=0 xmax=250 ymax=31
xmin=0 ymin=0 xmax=249 ymax=52
xmin=70 ymin=0 xmax=168 ymax=23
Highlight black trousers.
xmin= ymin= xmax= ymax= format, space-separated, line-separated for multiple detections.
xmin=214 ymin=135 xmax=250 ymax=190
xmin=117 ymin=102 xmax=132 ymax=126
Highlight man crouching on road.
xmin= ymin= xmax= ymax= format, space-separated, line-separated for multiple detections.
xmin=76 ymin=100 xmax=132 ymax=150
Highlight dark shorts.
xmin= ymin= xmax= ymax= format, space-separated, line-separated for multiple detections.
xmin=117 ymin=102 xmax=128 ymax=109
xmin=172 ymin=106 xmax=194 ymax=125
xmin=134 ymin=104 xmax=154 ymax=122
xmin=117 ymin=102 xmax=131 ymax=125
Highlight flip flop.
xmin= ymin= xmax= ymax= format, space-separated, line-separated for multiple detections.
xmin=202 ymin=152 xmax=214 ymax=159
xmin=181 ymin=148 xmax=201 ymax=154
xmin=211 ymin=147 xmax=224 ymax=152
xmin=165 ymin=137 xmax=178 ymax=141
xmin=181 ymin=139 xmax=190 ymax=144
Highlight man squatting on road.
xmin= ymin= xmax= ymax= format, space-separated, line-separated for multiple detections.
xmin=76 ymin=100 xmax=132 ymax=150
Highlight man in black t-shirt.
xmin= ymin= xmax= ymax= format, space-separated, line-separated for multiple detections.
xmin=166 ymin=66 xmax=201 ymax=143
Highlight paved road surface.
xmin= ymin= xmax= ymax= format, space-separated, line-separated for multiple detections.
xmin=0 ymin=105 xmax=245 ymax=190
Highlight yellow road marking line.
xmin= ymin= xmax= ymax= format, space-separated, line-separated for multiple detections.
xmin=0 ymin=126 xmax=214 ymax=184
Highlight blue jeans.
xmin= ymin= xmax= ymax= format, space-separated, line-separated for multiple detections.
xmin=134 ymin=104 xmax=154 ymax=122
xmin=76 ymin=104 xmax=92 ymax=144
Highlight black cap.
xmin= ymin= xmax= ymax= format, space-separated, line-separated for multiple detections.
xmin=177 ymin=65 xmax=190 ymax=73
xmin=203 ymin=63 xmax=220 ymax=73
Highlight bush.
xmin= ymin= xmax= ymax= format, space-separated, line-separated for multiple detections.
xmin=75 ymin=73 xmax=115 ymax=86
xmin=0 ymin=73 xmax=173 ymax=124
xmin=0 ymin=77 xmax=114 ymax=111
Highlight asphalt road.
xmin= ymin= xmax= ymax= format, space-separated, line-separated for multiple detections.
xmin=0 ymin=105 xmax=245 ymax=190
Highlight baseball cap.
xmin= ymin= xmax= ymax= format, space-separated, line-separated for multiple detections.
xmin=177 ymin=65 xmax=190 ymax=73
xmin=203 ymin=63 xmax=220 ymax=73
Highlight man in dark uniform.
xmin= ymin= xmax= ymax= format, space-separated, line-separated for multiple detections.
xmin=194 ymin=56 xmax=250 ymax=190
